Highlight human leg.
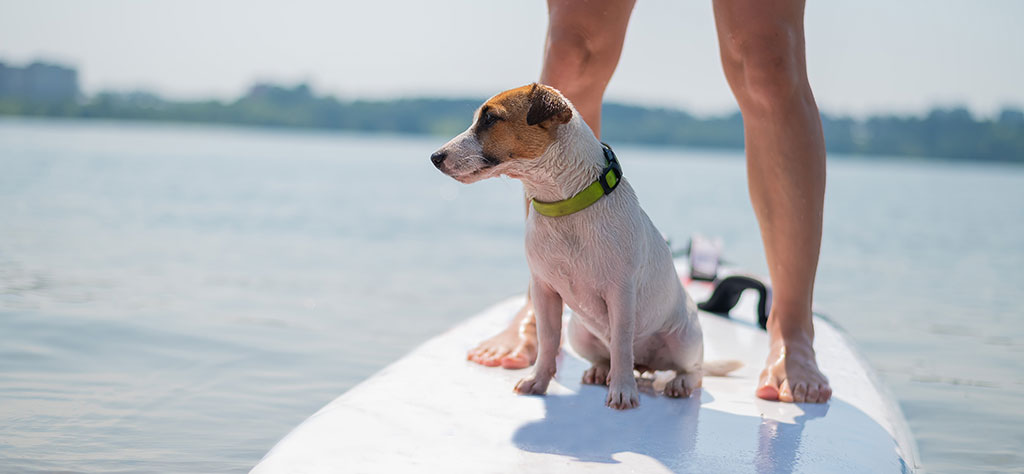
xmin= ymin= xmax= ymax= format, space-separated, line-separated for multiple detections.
xmin=540 ymin=0 xmax=636 ymax=136
xmin=712 ymin=0 xmax=831 ymax=403
xmin=467 ymin=0 xmax=635 ymax=369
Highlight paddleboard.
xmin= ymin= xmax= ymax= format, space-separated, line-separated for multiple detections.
xmin=252 ymin=259 xmax=919 ymax=473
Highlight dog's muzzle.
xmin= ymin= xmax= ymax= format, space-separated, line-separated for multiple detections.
xmin=430 ymin=150 xmax=447 ymax=169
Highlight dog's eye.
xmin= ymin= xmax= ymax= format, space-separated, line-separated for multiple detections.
xmin=481 ymin=110 xmax=502 ymax=128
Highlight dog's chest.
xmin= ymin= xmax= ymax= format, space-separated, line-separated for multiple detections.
xmin=525 ymin=218 xmax=615 ymax=314
xmin=525 ymin=219 xmax=588 ymax=277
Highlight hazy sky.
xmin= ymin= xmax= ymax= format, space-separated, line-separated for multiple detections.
xmin=1 ymin=0 xmax=1021 ymax=117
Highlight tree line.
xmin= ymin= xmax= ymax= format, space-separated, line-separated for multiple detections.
xmin=1 ymin=82 xmax=1021 ymax=163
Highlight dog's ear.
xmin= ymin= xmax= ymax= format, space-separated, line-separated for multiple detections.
xmin=526 ymin=83 xmax=572 ymax=126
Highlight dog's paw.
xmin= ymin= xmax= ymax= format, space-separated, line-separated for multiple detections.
xmin=665 ymin=371 xmax=702 ymax=398
xmin=514 ymin=375 xmax=551 ymax=395
xmin=606 ymin=376 xmax=640 ymax=410
xmin=582 ymin=364 xmax=610 ymax=385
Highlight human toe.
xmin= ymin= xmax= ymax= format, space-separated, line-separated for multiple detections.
xmin=480 ymin=348 xmax=507 ymax=366
xmin=806 ymin=384 xmax=820 ymax=403
xmin=467 ymin=346 xmax=485 ymax=360
xmin=756 ymin=373 xmax=781 ymax=401
xmin=818 ymin=384 xmax=833 ymax=403
xmin=777 ymin=380 xmax=795 ymax=403
xmin=756 ymin=384 xmax=779 ymax=400
xmin=500 ymin=351 xmax=530 ymax=369
xmin=792 ymin=382 xmax=808 ymax=403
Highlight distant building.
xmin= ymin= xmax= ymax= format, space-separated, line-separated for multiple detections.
xmin=0 ymin=60 xmax=79 ymax=103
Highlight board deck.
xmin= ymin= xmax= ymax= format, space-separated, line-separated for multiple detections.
xmin=252 ymin=263 xmax=919 ymax=473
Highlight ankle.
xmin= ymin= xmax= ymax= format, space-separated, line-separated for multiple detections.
xmin=765 ymin=310 xmax=815 ymax=347
xmin=517 ymin=317 xmax=537 ymax=339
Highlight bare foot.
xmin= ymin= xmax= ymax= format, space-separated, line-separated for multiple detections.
xmin=467 ymin=304 xmax=538 ymax=369
xmin=756 ymin=334 xmax=832 ymax=403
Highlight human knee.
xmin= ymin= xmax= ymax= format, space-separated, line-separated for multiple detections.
xmin=544 ymin=23 xmax=621 ymax=91
xmin=720 ymin=27 xmax=807 ymax=111
xmin=545 ymin=25 xmax=598 ymax=83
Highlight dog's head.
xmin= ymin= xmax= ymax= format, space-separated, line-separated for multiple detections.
xmin=430 ymin=83 xmax=573 ymax=183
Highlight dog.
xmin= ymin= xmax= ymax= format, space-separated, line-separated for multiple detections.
xmin=431 ymin=84 xmax=738 ymax=409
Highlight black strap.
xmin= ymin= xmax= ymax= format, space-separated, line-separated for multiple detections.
xmin=697 ymin=274 xmax=771 ymax=330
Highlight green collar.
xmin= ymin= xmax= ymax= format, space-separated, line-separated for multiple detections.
xmin=531 ymin=143 xmax=623 ymax=217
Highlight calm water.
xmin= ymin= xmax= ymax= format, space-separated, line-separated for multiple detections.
xmin=0 ymin=118 xmax=1021 ymax=473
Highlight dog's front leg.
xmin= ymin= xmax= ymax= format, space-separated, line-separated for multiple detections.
xmin=606 ymin=287 xmax=640 ymax=409
xmin=513 ymin=276 xmax=562 ymax=395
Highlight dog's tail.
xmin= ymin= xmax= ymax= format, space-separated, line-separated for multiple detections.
xmin=703 ymin=359 xmax=743 ymax=377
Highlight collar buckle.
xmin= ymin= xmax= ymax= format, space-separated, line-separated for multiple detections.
xmin=597 ymin=143 xmax=622 ymax=195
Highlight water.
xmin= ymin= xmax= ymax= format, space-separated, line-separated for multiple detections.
xmin=0 ymin=118 xmax=1021 ymax=473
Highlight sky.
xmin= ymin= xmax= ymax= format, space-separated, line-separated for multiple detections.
xmin=1 ymin=0 xmax=1022 ymax=118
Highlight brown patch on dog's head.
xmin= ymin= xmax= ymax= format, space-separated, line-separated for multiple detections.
xmin=430 ymin=84 xmax=575 ymax=183
xmin=474 ymin=83 xmax=573 ymax=166
xmin=525 ymin=83 xmax=572 ymax=126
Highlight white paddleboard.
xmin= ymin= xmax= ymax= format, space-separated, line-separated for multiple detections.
xmin=252 ymin=261 xmax=919 ymax=473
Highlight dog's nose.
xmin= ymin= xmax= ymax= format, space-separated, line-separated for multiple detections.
xmin=430 ymin=150 xmax=447 ymax=168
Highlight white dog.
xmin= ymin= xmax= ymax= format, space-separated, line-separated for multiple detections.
xmin=431 ymin=84 xmax=737 ymax=409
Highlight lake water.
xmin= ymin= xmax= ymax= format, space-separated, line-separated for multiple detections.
xmin=0 ymin=118 xmax=1021 ymax=473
